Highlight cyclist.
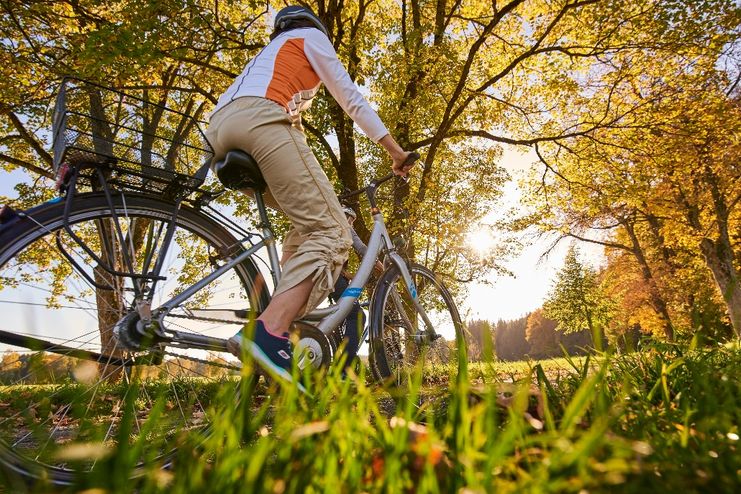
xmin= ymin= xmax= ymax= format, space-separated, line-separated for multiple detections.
xmin=206 ymin=6 xmax=415 ymax=378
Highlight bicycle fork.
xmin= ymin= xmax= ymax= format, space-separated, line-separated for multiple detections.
xmin=385 ymin=251 xmax=441 ymax=343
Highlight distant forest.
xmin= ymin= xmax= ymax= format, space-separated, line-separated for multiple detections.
xmin=466 ymin=312 xmax=640 ymax=362
xmin=493 ymin=316 xmax=593 ymax=361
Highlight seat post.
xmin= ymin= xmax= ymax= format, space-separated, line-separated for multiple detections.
xmin=252 ymin=190 xmax=272 ymax=230
xmin=252 ymin=189 xmax=282 ymax=285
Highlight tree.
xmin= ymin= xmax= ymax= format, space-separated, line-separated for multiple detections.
xmin=0 ymin=1 xmax=267 ymax=179
xmin=466 ymin=319 xmax=494 ymax=362
xmin=516 ymin=0 xmax=741 ymax=341
xmin=543 ymin=247 xmax=612 ymax=348
xmin=647 ymin=86 xmax=741 ymax=338
xmin=0 ymin=1 xmax=268 ymax=363
xmin=560 ymin=328 xmax=595 ymax=355
xmin=312 ymin=0 xmax=727 ymax=293
xmin=526 ymin=69 xmax=741 ymax=341
xmin=525 ymin=309 xmax=559 ymax=359
xmin=0 ymin=351 xmax=22 ymax=384
xmin=494 ymin=315 xmax=529 ymax=361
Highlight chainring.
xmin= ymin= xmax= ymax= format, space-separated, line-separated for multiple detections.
xmin=293 ymin=321 xmax=334 ymax=370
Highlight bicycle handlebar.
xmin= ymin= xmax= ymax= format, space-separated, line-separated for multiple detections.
xmin=338 ymin=152 xmax=421 ymax=202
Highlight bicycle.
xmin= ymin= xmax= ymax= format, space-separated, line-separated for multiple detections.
xmin=0 ymin=78 xmax=463 ymax=484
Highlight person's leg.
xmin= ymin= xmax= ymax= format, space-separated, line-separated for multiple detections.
xmin=342 ymin=302 xmax=363 ymax=371
xmin=258 ymin=276 xmax=313 ymax=333
xmin=329 ymin=275 xmax=362 ymax=371
xmin=209 ymin=98 xmax=350 ymax=369
xmin=236 ymin=104 xmax=350 ymax=335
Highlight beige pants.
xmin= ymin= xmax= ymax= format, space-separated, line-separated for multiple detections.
xmin=206 ymin=97 xmax=352 ymax=315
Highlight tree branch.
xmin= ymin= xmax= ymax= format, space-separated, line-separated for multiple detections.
xmin=0 ymin=153 xmax=54 ymax=179
xmin=302 ymin=120 xmax=340 ymax=171
xmin=1 ymin=108 xmax=53 ymax=169
xmin=560 ymin=231 xmax=629 ymax=252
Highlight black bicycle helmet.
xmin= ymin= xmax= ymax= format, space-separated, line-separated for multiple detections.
xmin=274 ymin=5 xmax=328 ymax=37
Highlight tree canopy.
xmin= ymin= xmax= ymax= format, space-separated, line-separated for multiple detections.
xmin=2 ymin=1 xmax=740 ymax=341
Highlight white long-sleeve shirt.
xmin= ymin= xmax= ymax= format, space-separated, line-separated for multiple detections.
xmin=350 ymin=228 xmax=368 ymax=258
xmin=212 ymin=28 xmax=389 ymax=142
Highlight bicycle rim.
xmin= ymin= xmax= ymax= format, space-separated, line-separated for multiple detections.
xmin=0 ymin=192 xmax=268 ymax=483
xmin=369 ymin=263 xmax=463 ymax=387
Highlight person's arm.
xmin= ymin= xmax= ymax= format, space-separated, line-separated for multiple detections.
xmin=350 ymin=228 xmax=368 ymax=257
xmin=303 ymin=31 xmax=387 ymax=139
xmin=304 ymin=31 xmax=415 ymax=175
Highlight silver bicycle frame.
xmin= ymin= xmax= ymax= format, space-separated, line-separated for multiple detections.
xmin=306 ymin=211 xmax=435 ymax=337
xmin=153 ymin=193 xmax=437 ymax=349
xmin=159 ymin=213 xmax=279 ymax=313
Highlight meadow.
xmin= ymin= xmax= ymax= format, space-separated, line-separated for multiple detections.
xmin=2 ymin=342 xmax=739 ymax=493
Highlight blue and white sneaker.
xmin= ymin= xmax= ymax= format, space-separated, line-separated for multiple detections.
xmin=227 ymin=321 xmax=305 ymax=392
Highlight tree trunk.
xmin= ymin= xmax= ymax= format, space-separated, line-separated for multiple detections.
xmin=94 ymin=265 xmax=125 ymax=381
xmin=93 ymin=217 xmax=150 ymax=380
xmin=699 ymin=237 xmax=741 ymax=338
xmin=687 ymin=161 xmax=741 ymax=339
xmin=624 ymin=220 xmax=675 ymax=341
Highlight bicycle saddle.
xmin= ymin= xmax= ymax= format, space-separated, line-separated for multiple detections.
xmin=213 ymin=150 xmax=267 ymax=192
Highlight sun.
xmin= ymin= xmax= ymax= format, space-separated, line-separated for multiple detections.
xmin=466 ymin=226 xmax=498 ymax=255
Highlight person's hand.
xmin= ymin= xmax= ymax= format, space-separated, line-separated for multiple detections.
xmin=391 ymin=151 xmax=418 ymax=177
xmin=378 ymin=135 xmax=418 ymax=177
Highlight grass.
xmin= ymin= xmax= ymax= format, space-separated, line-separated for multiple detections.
xmin=2 ymin=343 xmax=740 ymax=493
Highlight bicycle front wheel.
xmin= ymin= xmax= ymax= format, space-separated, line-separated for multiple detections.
xmin=369 ymin=263 xmax=464 ymax=386
xmin=0 ymin=192 xmax=269 ymax=484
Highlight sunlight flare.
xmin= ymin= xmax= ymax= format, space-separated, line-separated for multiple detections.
xmin=466 ymin=226 xmax=498 ymax=256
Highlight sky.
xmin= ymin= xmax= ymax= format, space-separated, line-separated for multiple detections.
xmin=458 ymin=146 xmax=605 ymax=323
xmin=461 ymin=147 xmax=565 ymax=323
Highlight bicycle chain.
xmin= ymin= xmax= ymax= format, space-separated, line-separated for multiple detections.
xmin=166 ymin=312 xmax=245 ymax=325
xmin=125 ymin=347 xmax=240 ymax=371
xmin=155 ymin=313 xmax=243 ymax=371
xmin=117 ymin=311 xmax=243 ymax=370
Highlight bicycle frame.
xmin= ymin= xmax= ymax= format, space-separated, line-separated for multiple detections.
xmin=149 ymin=175 xmax=438 ymax=353
xmin=304 ymin=210 xmax=432 ymax=337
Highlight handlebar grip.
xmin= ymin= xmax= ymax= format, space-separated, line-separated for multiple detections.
xmin=394 ymin=151 xmax=421 ymax=184
xmin=403 ymin=152 xmax=421 ymax=167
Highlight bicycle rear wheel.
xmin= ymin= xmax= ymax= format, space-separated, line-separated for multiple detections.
xmin=369 ymin=263 xmax=464 ymax=386
xmin=0 ymin=192 xmax=269 ymax=484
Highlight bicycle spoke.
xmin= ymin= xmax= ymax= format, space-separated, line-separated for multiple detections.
xmin=371 ymin=264 xmax=462 ymax=386
xmin=0 ymin=193 xmax=268 ymax=482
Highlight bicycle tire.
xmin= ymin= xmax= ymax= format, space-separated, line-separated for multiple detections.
xmin=369 ymin=263 xmax=464 ymax=386
xmin=0 ymin=192 xmax=269 ymax=484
